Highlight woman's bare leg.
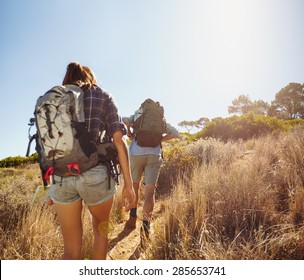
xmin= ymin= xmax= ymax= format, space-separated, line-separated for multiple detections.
xmin=54 ymin=200 xmax=83 ymax=260
xmin=88 ymin=197 xmax=114 ymax=260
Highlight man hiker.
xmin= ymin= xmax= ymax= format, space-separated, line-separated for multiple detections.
xmin=123 ymin=99 xmax=179 ymax=244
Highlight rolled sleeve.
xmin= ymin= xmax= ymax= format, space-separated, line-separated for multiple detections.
xmin=165 ymin=123 xmax=179 ymax=138
xmin=122 ymin=115 xmax=135 ymax=127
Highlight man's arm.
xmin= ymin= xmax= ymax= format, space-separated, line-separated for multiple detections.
xmin=122 ymin=116 xmax=135 ymax=140
xmin=162 ymin=134 xmax=175 ymax=142
xmin=162 ymin=123 xmax=180 ymax=142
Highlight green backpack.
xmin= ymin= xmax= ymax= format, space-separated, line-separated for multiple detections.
xmin=133 ymin=99 xmax=166 ymax=147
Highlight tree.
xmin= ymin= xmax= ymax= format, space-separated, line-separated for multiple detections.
xmin=269 ymin=83 xmax=304 ymax=119
xmin=195 ymin=117 xmax=210 ymax=129
xmin=250 ymin=100 xmax=270 ymax=115
xmin=178 ymin=117 xmax=210 ymax=133
xmin=228 ymin=95 xmax=252 ymax=115
xmin=228 ymin=95 xmax=269 ymax=116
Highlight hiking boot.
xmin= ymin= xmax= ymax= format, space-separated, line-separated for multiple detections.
xmin=125 ymin=216 xmax=137 ymax=230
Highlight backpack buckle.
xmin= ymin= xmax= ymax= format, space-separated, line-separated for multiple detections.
xmin=67 ymin=162 xmax=80 ymax=176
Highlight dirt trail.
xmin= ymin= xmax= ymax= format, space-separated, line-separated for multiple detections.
xmin=106 ymin=150 xmax=254 ymax=260
xmin=107 ymin=202 xmax=163 ymax=260
xmin=108 ymin=219 xmax=144 ymax=260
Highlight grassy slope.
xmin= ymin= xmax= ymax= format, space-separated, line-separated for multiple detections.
xmin=1 ymin=127 xmax=304 ymax=259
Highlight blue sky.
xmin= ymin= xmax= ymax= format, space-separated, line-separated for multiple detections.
xmin=0 ymin=0 xmax=303 ymax=160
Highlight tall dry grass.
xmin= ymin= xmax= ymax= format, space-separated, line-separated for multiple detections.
xmin=1 ymin=127 xmax=304 ymax=259
xmin=151 ymin=127 xmax=304 ymax=259
xmin=0 ymin=165 xmax=125 ymax=260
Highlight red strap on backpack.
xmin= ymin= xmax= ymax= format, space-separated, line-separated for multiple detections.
xmin=44 ymin=166 xmax=54 ymax=181
xmin=44 ymin=163 xmax=80 ymax=180
xmin=67 ymin=162 xmax=80 ymax=176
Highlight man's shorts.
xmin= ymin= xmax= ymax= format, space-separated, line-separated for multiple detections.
xmin=50 ymin=164 xmax=116 ymax=206
xmin=130 ymin=154 xmax=163 ymax=185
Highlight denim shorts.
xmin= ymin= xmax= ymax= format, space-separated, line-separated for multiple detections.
xmin=50 ymin=164 xmax=116 ymax=206
xmin=130 ymin=154 xmax=163 ymax=185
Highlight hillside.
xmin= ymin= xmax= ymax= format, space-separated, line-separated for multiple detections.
xmin=1 ymin=126 xmax=304 ymax=259
xmin=0 ymin=163 xmax=165 ymax=260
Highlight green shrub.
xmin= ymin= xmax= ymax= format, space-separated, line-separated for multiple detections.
xmin=0 ymin=153 xmax=38 ymax=168
xmin=196 ymin=115 xmax=304 ymax=142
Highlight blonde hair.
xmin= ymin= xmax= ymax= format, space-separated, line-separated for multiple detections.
xmin=83 ymin=65 xmax=97 ymax=85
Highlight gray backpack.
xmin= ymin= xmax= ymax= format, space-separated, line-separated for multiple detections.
xmin=34 ymin=85 xmax=99 ymax=180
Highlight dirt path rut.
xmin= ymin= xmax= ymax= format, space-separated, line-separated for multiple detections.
xmin=107 ymin=202 xmax=163 ymax=260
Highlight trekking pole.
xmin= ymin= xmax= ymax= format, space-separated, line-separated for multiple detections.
xmin=26 ymin=118 xmax=36 ymax=157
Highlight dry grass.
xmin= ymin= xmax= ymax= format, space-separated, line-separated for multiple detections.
xmin=152 ymin=126 xmax=304 ymax=260
xmin=0 ymin=165 xmax=126 ymax=260
xmin=1 ymin=127 xmax=304 ymax=259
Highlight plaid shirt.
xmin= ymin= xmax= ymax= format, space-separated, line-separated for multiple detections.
xmin=83 ymin=85 xmax=125 ymax=142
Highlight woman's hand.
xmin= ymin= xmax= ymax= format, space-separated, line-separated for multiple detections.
xmin=121 ymin=183 xmax=135 ymax=211
xmin=112 ymin=130 xmax=135 ymax=211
